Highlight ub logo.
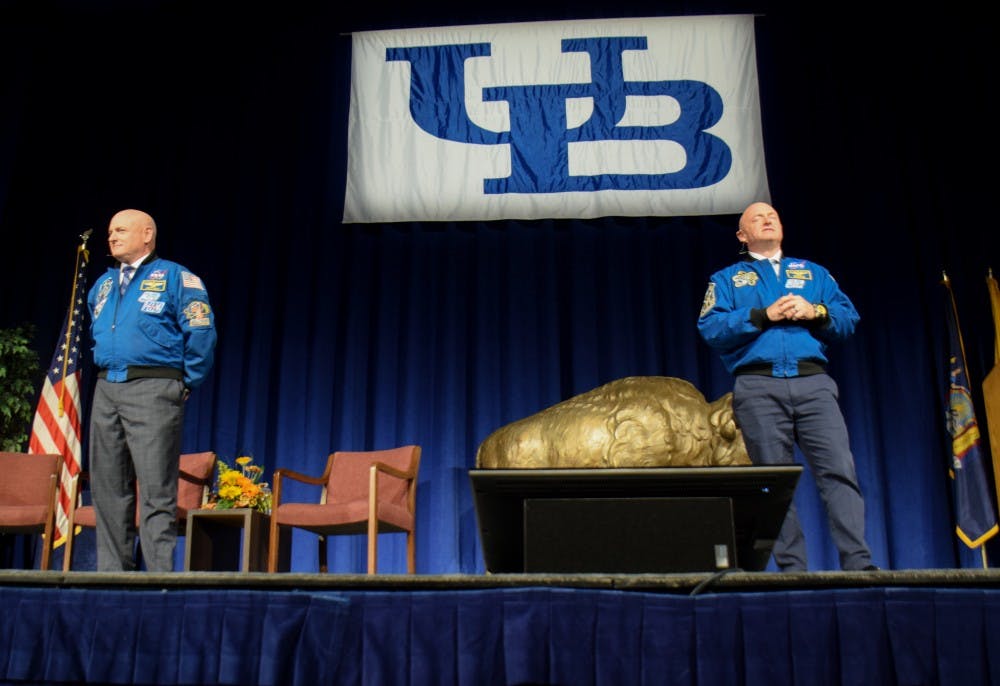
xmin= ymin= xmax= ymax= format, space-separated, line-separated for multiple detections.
xmin=386 ymin=36 xmax=731 ymax=195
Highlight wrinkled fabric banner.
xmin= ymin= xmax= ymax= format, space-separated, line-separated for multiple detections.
xmin=344 ymin=14 xmax=769 ymax=223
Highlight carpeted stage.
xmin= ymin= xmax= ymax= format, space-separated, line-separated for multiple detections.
xmin=3 ymin=568 xmax=1000 ymax=685
xmin=3 ymin=566 xmax=1000 ymax=593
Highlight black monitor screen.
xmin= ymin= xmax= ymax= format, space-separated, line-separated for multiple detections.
xmin=468 ymin=465 xmax=802 ymax=573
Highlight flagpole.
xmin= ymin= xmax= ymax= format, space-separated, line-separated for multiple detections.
xmin=943 ymin=271 xmax=973 ymax=389
xmin=990 ymin=268 xmax=1000 ymax=369
xmin=56 ymin=229 xmax=92 ymax=416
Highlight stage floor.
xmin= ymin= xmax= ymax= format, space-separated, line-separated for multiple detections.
xmin=3 ymin=567 xmax=999 ymax=594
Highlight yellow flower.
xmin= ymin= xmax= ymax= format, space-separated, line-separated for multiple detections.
xmin=204 ymin=454 xmax=272 ymax=513
xmin=219 ymin=471 xmax=241 ymax=486
xmin=218 ymin=484 xmax=243 ymax=500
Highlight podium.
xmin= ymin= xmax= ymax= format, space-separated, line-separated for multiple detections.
xmin=468 ymin=466 xmax=802 ymax=573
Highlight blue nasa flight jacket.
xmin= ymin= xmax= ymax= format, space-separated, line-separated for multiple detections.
xmin=88 ymin=254 xmax=217 ymax=388
xmin=697 ymin=255 xmax=859 ymax=377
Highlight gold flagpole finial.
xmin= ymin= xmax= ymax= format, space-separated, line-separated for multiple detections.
xmin=78 ymin=228 xmax=92 ymax=263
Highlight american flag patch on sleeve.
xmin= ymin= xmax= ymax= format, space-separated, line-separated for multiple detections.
xmin=181 ymin=271 xmax=205 ymax=290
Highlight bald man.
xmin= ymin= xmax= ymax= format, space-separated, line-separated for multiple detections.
xmin=87 ymin=209 xmax=217 ymax=572
xmin=697 ymin=201 xmax=876 ymax=572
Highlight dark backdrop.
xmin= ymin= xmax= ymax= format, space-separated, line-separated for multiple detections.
xmin=1 ymin=1 xmax=997 ymax=572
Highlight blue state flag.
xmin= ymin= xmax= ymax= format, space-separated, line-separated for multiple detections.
xmin=943 ymin=274 xmax=999 ymax=548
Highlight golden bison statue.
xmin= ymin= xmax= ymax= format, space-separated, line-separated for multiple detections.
xmin=476 ymin=376 xmax=750 ymax=469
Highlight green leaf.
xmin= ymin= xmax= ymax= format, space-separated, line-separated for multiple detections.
xmin=0 ymin=324 xmax=41 ymax=452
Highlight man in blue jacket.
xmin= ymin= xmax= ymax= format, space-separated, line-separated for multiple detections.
xmin=87 ymin=208 xmax=217 ymax=572
xmin=697 ymin=201 xmax=876 ymax=572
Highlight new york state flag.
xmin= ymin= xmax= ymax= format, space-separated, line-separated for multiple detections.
xmin=344 ymin=14 xmax=770 ymax=223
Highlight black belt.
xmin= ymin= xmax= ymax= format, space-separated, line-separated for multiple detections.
xmin=734 ymin=361 xmax=826 ymax=377
xmin=97 ymin=366 xmax=183 ymax=381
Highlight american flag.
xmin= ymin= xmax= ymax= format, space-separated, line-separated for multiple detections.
xmin=28 ymin=238 xmax=90 ymax=545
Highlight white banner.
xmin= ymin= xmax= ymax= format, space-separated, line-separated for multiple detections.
xmin=344 ymin=15 xmax=769 ymax=223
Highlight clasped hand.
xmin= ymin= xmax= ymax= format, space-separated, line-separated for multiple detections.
xmin=766 ymin=294 xmax=815 ymax=322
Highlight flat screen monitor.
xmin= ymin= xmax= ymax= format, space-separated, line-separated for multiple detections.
xmin=468 ymin=466 xmax=802 ymax=573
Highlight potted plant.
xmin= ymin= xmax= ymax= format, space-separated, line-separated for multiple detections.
xmin=0 ymin=324 xmax=41 ymax=452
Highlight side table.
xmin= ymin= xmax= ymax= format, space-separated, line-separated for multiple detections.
xmin=184 ymin=508 xmax=289 ymax=572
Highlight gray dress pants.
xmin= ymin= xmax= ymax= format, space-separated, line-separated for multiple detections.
xmin=89 ymin=377 xmax=185 ymax=572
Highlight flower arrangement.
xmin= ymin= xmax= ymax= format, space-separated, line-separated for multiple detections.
xmin=204 ymin=455 xmax=272 ymax=514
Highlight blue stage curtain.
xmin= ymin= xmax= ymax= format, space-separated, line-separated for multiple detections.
xmin=1 ymin=6 xmax=998 ymax=575
xmin=0 ymin=588 xmax=349 ymax=685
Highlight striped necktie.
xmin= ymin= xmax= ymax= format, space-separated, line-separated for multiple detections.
xmin=120 ymin=265 xmax=135 ymax=296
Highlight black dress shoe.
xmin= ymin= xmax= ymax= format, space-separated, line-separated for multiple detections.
xmin=861 ymin=564 xmax=880 ymax=571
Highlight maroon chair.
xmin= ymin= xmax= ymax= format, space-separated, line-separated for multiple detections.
xmin=267 ymin=445 xmax=421 ymax=574
xmin=62 ymin=451 xmax=216 ymax=571
xmin=0 ymin=451 xmax=62 ymax=570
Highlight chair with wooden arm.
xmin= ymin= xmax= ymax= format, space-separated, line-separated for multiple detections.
xmin=267 ymin=445 xmax=420 ymax=574
xmin=0 ymin=451 xmax=62 ymax=570
xmin=62 ymin=450 xmax=216 ymax=571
